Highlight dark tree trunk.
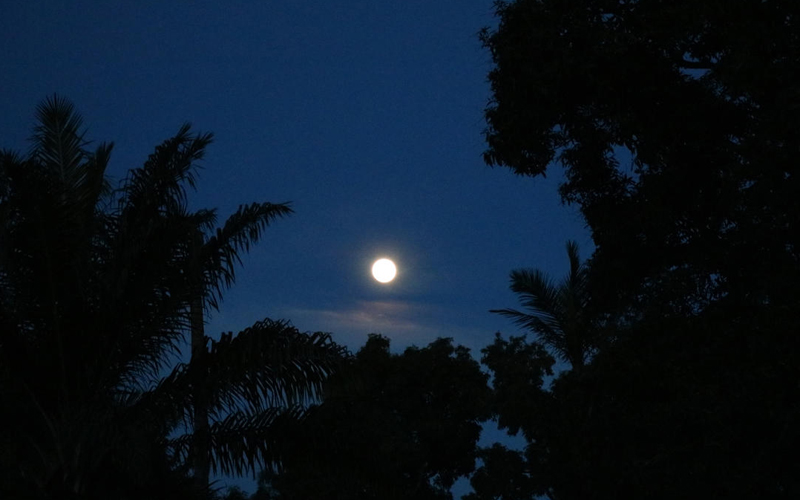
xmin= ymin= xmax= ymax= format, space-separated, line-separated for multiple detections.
xmin=191 ymin=232 xmax=210 ymax=494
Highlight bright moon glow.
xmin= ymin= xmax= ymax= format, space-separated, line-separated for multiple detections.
xmin=371 ymin=258 xmax=397 ymax=283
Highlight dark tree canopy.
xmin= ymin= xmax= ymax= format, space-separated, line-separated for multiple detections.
xmin=478 ymin=1 xmax=800 ymax=498
xmin=482 ymin=0 xmax=800 ymax=319
xmin=258 ymin=335 xmax=492 ymax=500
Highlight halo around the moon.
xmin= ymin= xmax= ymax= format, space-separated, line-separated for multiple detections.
xmin=372 ymin=258 xmax=397 ymax=283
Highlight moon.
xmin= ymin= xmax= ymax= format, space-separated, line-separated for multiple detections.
xmin=371 ymin=258 xmax=397 ymax=283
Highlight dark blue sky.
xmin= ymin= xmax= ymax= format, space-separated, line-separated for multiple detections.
xmin=2 ymin=0 xmax=590 ymax=494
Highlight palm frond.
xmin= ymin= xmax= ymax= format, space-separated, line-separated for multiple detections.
xmin=97 ymin=208 xmax=220 ymax=390
xmin=77 ymin=142 xmax=114 ymax=214
xmin=3 ymin=98 xmax=112 ymax=349
xmin=29 ymin=94 xmax=87 ymax=188
xmin=564 ymin=240 xmax=588 ymax=302
xmin=134 ymin=319 xmax=347 ymax=446
xmin=188 ymin=208 xmax=218 ymax=235
xmin=113 ymin=317 xmax=190 ymax=390
xmin=93 ymin=253 xmax=194 ymax=392
xmin=493 ymin=241 xmax=593 ymax=369
xmin=200 ymin=202 xmax=292 ymax=310
xmin=29 ymin=97 xmax=112 ymax=239
xmin=507 ymin=269 xmax=566 ymax=333
xmin=204 ymin=320 xmax=346 ymax=412
xmin=120 ymin=124 xmax=212 ymax=216
xmin=489 ymin=308 xmax=568 ymax=359
xmin=565 ymin=240 xmax=581 ymax=277
xmin=560 ymin=241 xmax=590 ymax=347
xmin=120 ymin=362 xmax=195 ymax=436
xmin=168 ymin=406 xmax=310 ymax=477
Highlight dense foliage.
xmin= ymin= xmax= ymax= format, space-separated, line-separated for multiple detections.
xmin=476 ymin=0 xmax=800 ymax=497
xmin=4 ymin=1 xmax=800 ymax=498
xmin=0 ymin=97 xmax=347 ymax=499
xmin=224 ymin=335 xmax=491 ymax=500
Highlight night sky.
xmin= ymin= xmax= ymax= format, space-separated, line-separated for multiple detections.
xmin=2 ymin=0 xmax=590 ymax=494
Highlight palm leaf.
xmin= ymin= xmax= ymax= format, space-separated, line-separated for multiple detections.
xmin=30 ymin=94 xmax=87 ymax=188
xmin=564 ymin=240 xmax=589 ymax=307
xmin=503 ymin=268 xmax=566 ymax=334
xmin=492 ymin=240 xmax=592 ymax=368
xmin=152 ymin=319 xmax=347 ymax=420
xmin=199 ymin=202 xmax=293 ymax=310
xmin=204 ymin=320 xmax=347 ymax=412
xmin=77 ymin=142 xmax=114 ymax=215
xmin=131 ymin=319 xmax=347 ymax=480
xmin=168 ymin=406 xmax=310 ymax=477
xmin=489 ymin=307 xmax=568 ymax=360
xmin=120 ymin=124 xmax=212 ymax=217
xmin=98 ymin=207 xmax=217 ymax=390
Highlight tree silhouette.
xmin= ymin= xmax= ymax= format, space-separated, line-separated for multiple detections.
xmin=256 ymin=335 xmax=492 ymax=500
xmin=469 ymin=333 xmax=555 ymax=500
xmin=0 ymin=96 xmax=347 ymax=499
xmin=491 ymin=240 xmax=591 ymax=371
xmin=481 ymin=0 xmax=800 ymax=320
xmin=478 ymin=0 xmax=800 ymax=497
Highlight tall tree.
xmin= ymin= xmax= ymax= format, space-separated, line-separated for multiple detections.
xmin=491 ymin=240 xmax=591 ymax=371
xmin=0 ymin=96 xmax=347 ymax=499
xmin=481 ymin=0 xmax=800 ymax=319
xmin=478 ymin=0 xmax=800 ymax=497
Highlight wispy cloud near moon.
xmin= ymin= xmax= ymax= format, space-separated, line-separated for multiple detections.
xmin=281 ymin=299 xmax=460 ymax=350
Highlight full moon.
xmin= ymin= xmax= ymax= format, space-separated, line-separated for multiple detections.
xmin=371 ymin=258 xmax=397 ymax=283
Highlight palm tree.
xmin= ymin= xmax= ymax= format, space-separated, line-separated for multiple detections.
xmin=0 ymin=96 xmax=347 ymax=499
xmin=491 ymin=241 xmax=591 ymax=371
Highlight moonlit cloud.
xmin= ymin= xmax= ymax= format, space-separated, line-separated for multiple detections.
xmin=278 ymin=299 xmax=487 ymax=352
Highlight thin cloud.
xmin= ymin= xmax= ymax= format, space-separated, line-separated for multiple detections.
xmin=208 ymin=298 xmax=497 ymax=354
xmin=281 ymin=299 xmax=461 ymax=350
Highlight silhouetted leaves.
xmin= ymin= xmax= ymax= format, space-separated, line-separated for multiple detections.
xmin=0 ymin=97 xmax=346 ymax=499
xmin=478 ymin=0 xmax=800 ymax=497
xmin=264 ymin=335 xmax=492 ymax=500
xmin=491 ymin=240 xmax=592 ymax=370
